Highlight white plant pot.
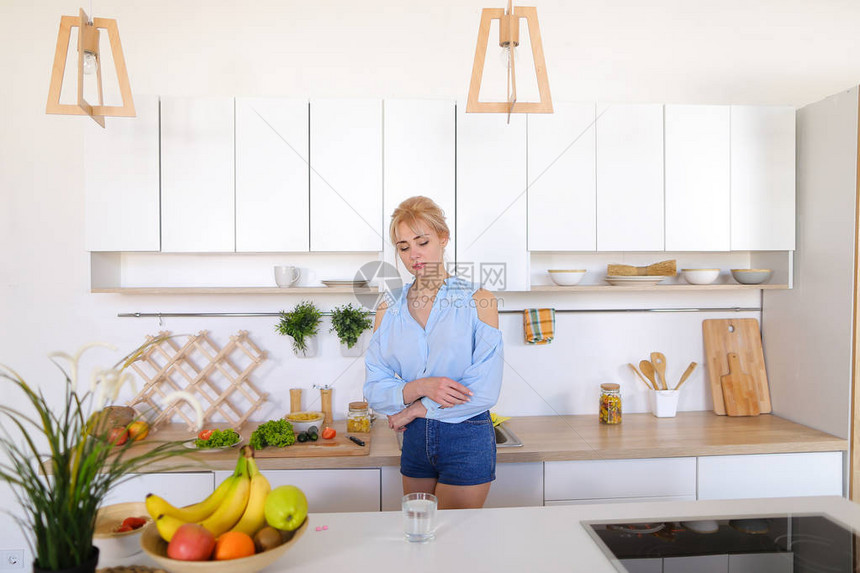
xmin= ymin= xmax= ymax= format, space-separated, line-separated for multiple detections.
xmin=339 ymin=330 xmax=371 ymax=357
xmin=293 ymin=336 xmax=318 ymax=358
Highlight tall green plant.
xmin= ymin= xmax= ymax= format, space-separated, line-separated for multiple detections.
xmin=329 ymin=303 xmax=373 ymax=349
xmin=0 ymin=339 xmax=196 ymax=571
xmin=276 ymin=300 xmax=322 ymax=355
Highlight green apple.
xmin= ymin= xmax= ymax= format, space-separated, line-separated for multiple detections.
xmin=264 ymin=485 xmax=308 ymax=531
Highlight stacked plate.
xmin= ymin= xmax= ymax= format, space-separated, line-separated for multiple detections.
xmin=605 ymin=275 xmax=666 ymax=287
xmin=321 ymin=280 xmax=369 ymax=288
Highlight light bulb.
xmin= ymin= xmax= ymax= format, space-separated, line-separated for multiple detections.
xmin=498 ymin=45 xmax=519 ymax=71
xmin=82 ymin=52 xmax=98 ymax=75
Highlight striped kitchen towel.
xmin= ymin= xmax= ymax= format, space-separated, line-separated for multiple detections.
xmin=523 ymin=308 xmax=556 ymax=345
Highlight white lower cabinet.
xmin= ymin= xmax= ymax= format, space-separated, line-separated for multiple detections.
xmin=623 ymin=553 xmax=791 ymax=573
xmin=728 ymin=553 xmax=794 ymax=573
xmin=620 ymin=558 xmax=663 ymax=573
xmin=665 ymin=555 xmax=728 ymax=573
xmin=215 ymin=468 xmax=381 ymax=513
xmin=101 ymin=472 xmax=215 ymax=507
xmin=544 ymin=458 xmax=697 ymax=503
xmin=485 ymin=462 xmax=543 ymax=508
xmin=697 ymin=452 xmax=844 ymax=500
xmin=380 ymin=462 xmax=543 ymax=510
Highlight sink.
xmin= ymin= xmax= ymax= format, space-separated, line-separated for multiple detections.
xmin=394 ymin=422 xmax=523 ymax=450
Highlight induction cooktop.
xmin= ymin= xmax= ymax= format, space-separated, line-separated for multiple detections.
xmin=584 ymin=514 xmax=857 ymax=572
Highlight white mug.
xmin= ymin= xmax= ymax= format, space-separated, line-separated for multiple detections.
xmin=274 ymin=265 xmax=302 ymax=287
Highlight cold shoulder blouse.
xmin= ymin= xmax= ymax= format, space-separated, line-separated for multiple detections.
xmin=363 ymin=276 xmax=504 ymax=424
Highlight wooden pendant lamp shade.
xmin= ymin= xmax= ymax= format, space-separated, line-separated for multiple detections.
xmin=46 ymin=8 xmax=135 ymax=127
xmin=466 ymin=0 xmax=552 ymax=119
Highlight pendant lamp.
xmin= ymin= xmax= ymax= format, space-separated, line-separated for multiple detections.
xmin=46 ymin=8 xmax=135 ymax=127
xmin=466 ymin=0 xmax=552 ymax=122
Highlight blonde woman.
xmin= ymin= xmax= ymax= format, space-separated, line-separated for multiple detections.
xmin=364 ymin=196 xmax=503 ymax=509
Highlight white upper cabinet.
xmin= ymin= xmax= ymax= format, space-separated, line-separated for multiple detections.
xmin=527 ymin=103 xmax=597 ymax=251
xmin=730 ymin=106 xmax=796 ymax=250
xmin=235 ymin=98 xmax=309 ymax=252
xmin=596 ymin=104 xmax=664 ymax=251
xmin=161 ymin=97 xmax=235 ymax=253
xmin=457 ymin=105 xmax=528 ymax=291
xmin=84 ymin=95 xmax=160 ymax=252
xmin=309 ymin=100 xmax=383 ymax=252
xmin=665 ymin=105 xmax=731 ymax=251
xmin=383 ymin=100 xmax=456 ymax=280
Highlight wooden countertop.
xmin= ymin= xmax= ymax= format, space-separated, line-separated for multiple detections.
xmin=141 ymin=412 xmax=847 ymax=472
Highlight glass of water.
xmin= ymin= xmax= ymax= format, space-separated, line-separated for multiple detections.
xmin=402 ymin=492 xmax=438 ymax=542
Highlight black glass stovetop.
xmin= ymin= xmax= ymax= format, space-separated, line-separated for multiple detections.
xmin=585 ymin=514 xmax=858 ymax=572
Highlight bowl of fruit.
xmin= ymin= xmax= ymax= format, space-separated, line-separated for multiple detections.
xmin=141 ymin=446 xmax=309 ymax=573
xmin=93 ymin=501 xmax=151 ymax=560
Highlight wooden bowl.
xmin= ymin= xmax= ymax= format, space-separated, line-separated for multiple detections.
xmin=140 ymin=519 xmax=308 ymax=573
xmin=93 ymin=501 xmax=151 ymax=560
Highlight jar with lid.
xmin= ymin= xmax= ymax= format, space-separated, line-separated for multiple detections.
xmin=347 ymin=401 xmax=371 ymax=433
xmin=599 ymin=383 xmax=622 ymax=424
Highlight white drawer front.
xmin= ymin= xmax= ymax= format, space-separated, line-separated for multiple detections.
xmin=216 ymin=468 xmax=381 ymax=513
xmin=544 ymin=458 xmax=696 ymax=501
xmin=697 ymin=452 xmax=843 ymax=500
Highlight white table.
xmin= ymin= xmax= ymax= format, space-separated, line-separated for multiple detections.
xmin=105 ymin=496 xmax=860 ymax=572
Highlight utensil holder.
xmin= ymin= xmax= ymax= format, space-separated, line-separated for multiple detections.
xmin=649 ymin=390 xmax=680 ymax=418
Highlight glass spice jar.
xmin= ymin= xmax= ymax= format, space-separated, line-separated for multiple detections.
xmin=599 ymin=383 xmax=622 ymax=424
xmin=347 ymin=401 xmax=371 ymax=433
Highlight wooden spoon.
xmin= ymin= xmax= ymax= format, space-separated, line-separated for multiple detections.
xmin=639 ymin=360 xmax=659 ymax=391
xmin=650 ymin=352 xmax=668 ymax=390
xmin=628 ymin=363 xmax=656 ymax=390
xmin=674 ymin=362 xmax=698 ymax=391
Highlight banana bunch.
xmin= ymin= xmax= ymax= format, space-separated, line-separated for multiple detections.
xmin=146 ymin=445 xmax=271 ymax=542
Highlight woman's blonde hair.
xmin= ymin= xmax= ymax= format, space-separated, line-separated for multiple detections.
xmin=389 ymin=196 xmax=450 ymax=246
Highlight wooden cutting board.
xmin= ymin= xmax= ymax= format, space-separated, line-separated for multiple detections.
xmin=254 ymin=421 xmax=371 ymax=458
xmin=703 ymin=318 xmax=772 ymax=415
xmin=721 ymin=353 xmax=761 ymax=416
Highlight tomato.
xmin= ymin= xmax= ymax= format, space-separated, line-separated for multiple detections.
xmin=321 ymin=427 xmax=336 ymax=440
xmin=197 ymin=429 xmax=214 ymax=441
xmin=116 ymin=524 xmax=133 ymax=533
xmin=121 ymin=517 xmax=147 ymax=530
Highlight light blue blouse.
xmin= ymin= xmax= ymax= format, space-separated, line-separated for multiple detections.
xmin=363 ymin=276 xmax=504 ymax=424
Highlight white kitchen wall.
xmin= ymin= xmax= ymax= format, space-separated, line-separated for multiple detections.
xmin=762 ymin=87 xmax=860 ymax=438
xmin=3 ymin=0 xmax=860 ymax=558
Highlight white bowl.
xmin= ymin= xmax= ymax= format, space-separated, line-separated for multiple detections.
xmin=548 ymin=269 xmax=586 ymax=286
xmin=731 ymin=269 xmax=772 ymax=285
xmin=681 ymin=268 xmax=720 ymax=285
xmin=93 ymin=501 xmax=151 ymax=560
xmin=283 ymin=411 xmax=325 ymax=433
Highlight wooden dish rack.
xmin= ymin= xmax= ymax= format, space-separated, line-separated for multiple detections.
xmin=127 ymin=330 xmax=268 ymax=431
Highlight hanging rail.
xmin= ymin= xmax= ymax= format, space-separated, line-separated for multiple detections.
xmin=117 ymin=307 xmax=759 ymax=319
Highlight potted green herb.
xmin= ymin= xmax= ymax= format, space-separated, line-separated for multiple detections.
xmin=0 ymin=339 xmax=199 ymax=573
xmin=276 ymin=300 xmax=323 ymax=357
xmin=330 ymin=303 xmax=374 ymax=357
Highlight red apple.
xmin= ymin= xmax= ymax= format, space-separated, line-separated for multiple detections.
xmin=107 ymin=426 xmax=129 ymax=446
xmin=167 ymin=523 xmax=216 ymax=561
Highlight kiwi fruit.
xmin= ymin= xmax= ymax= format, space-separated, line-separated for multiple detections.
xmin=254 ymin=526 xmax=283 ymax=552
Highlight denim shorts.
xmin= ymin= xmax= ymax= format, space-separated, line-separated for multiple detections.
xmin=400 ymin=410 xmax=496 ymax=486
